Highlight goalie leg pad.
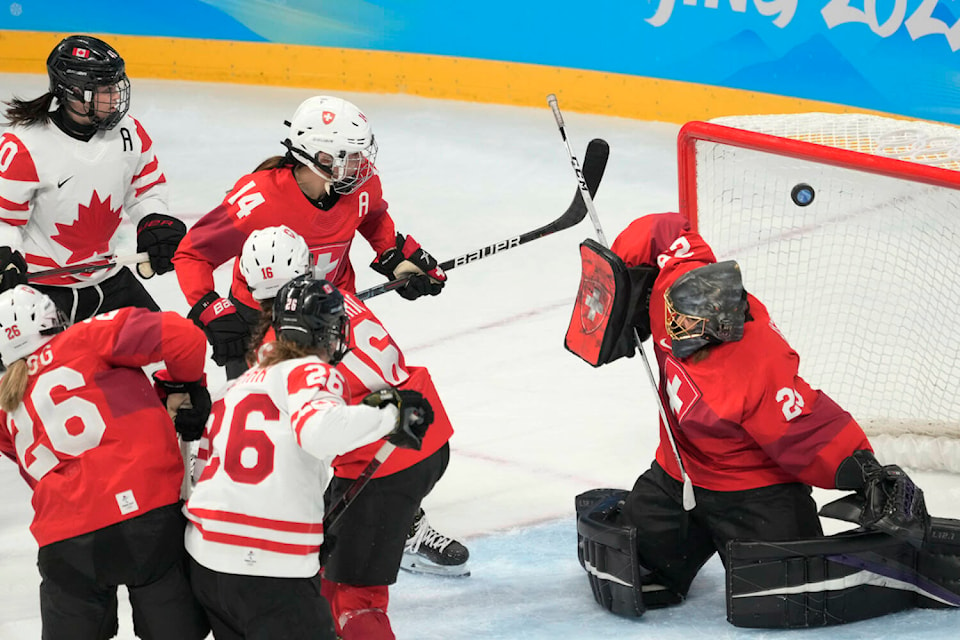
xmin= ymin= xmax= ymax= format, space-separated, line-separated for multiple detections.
xmin=727 ymin=524 xmax=960 ymax=629
xmin=575 ymin=489 xmax=683 ymax=617
xmin=917 ymin=516 xmax=960 ymax=609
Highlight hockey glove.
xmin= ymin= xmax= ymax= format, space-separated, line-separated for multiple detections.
xmin=188 ymin=292 xmax=249 ymax=367
xmin=136 ymin=213 xmax=187 ymax=277
xmin=153 ymin=371 xmax=212 ymax=441
xmin=370 ymin=233 xmax=446 ymax=300
xmin=835 ymin=449 xmax=929 ymax=547
xmin=0 ymin=247 xmax=28 ymax=293
xmin=362 ymin=388 xmax=434 ymax=450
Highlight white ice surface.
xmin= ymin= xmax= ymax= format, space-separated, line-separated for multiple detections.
xmin=0 ymin=73 xmax=957 ymax=639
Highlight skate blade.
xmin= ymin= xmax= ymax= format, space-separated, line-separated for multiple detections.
xmin=399 ymin=554 xmax=471 ymax=578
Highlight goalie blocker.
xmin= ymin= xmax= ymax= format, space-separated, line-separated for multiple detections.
xmin=564 ymin=239 xmax=656 ymax=367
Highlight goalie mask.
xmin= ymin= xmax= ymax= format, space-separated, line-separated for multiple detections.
xmin=282 ymin=96 xmax=378 ymax=195
xmin=0 ymin=285 xmax=68 ymax=365
xmin=239 ymin=226 xmax=312 ymax=301
xmin=272 ymin=275 xmax=350 ymax=365
xmin=664 ymin=260 xmax=747 ymax=359
xmin=47 ymin=35 xmax=131 ymax=130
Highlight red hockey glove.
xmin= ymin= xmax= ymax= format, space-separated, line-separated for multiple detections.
xmin=136 ymin=213 xmax=186 ymax=277
xmin=370 ymin=233 xmax=446 ymax=300
xmin=362 ymin=388 xmax=434 ymax=450
xmin=153 ymin=370 xmax=212 ymax=442
xmin=187 ymin=292 xmax=249 ymax=366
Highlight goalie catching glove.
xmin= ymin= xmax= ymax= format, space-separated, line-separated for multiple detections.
xmin=835 ymin=449 xmax=929 ymax=547
xmin=362 ymin=388 xmax=434 ymax=450
xmin=152 ymin=371 xmax=212 ymax=441
xmin=371 ymin=233 xmax=446 ymax=300
xmin=136 ymin=213 xmax=187 ymax=277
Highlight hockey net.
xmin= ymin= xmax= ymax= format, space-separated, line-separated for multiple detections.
xmin=678 ymin=113 xmax=960 ymax=473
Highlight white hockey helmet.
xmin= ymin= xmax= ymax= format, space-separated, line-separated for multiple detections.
xmin=0 ymin=285 xmax=67 ymax=365
xmin=239 ymin=226 xmax=313 ymax=301
xmin=283 ymin=95 xmax=378 ymax=195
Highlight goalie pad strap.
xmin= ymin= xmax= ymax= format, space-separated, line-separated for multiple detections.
xmin=727 ymin=518 xmax=960 ymax=629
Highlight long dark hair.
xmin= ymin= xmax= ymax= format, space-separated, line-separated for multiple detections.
xmin=253 ymin=153 xmax=296 ymax=173
xmin=3 ymin=93 xmax=55 ymax=127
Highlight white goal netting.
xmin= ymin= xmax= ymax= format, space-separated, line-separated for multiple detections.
xmin=680 ymin=113 xmax=960 ymax=473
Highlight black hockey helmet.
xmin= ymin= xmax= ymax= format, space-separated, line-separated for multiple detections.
xmin=47 ymin=35 xmax=130 ymax=130
xmin=272 ymin=275 xmax=350 ymax=364
xmin=665 ymin=260 xmax=748 ymax=359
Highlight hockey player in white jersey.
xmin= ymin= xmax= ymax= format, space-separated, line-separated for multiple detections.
xmin=184 ymin=274 xmax=434 ymax=640
xmin=0 ymin=34 xmax=185 ymax=322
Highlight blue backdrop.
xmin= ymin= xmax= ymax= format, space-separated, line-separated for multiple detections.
xmin=4 ymin=0 xmax=959 ymax=124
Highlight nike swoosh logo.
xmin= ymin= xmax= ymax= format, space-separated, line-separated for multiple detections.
xmin=57 ymin=177 xmax=72 ymax=188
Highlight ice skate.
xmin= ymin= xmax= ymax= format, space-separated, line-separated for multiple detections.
xmin=400 ymin=508 xmax=470 ymax=577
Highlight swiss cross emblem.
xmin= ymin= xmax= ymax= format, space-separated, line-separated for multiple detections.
xmin=663 ymin=355 xmax=701 ymax=421
xmin=71 ymin=47 xmax=90 ymax=59
xmin=322 ymin=111 xmax=336 ymax=125
xmin=579 ymin=277 xmax=611 ymax=334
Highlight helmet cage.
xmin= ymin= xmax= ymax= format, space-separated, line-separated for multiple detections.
xmin=47 ymin=35 xmax=130 ymax=130
xmin=272 ymin=276 xmax=351 ymax=365
xmin=283 ymin=138 xmax=378 ymax=195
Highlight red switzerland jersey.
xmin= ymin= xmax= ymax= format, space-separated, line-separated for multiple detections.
xmin=612 ymin=213 xmax=872 ymax=491
xmin=173 ymin=167 xmax=397 ymax=307
xmin=0 ymin=308 xmax=206 ymax=546
xmin=331 ymin=293 xmax=453 ymax=479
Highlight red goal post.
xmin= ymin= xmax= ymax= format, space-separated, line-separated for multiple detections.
xmin=677 ymin=113 xmax=960 ymax=473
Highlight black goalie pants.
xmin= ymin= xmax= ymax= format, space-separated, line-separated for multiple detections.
xmin=619 ymin=461 xmax=823 ymax=598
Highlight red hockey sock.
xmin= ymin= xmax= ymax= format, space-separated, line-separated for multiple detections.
xmin=329 ymin=583 xmax=394 ymax=640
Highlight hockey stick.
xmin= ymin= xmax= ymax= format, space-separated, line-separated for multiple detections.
xmin=323 ymin=440 xmax=397 ymax=532
xmin=548 ymin=94 xmax=696 ymax=511
xmin=27 ymin=252 xmax=151 ymax=280
xmin=356 ymin=138 xmax=610 ymax=302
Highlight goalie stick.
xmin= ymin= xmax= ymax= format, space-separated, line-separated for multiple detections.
xmin=548 ymin=94 xmax=696 ymax=511
xmin=356 ymin=137 xmax=610 ymax=302
xmin=27 ymin=252 xmax=151 ymax=280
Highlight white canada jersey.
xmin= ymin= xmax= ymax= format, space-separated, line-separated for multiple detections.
xmin=184 ymin=356 xmax=398 ymax=578
xmin=0 ymin=115 xmax=168 ymax=286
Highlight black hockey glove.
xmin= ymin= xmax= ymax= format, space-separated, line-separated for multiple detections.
xmin=188 ymin=292 xmax=250 ymax=367
xmin=362 ymin=388 xmax=434 ymax=450
xmin=0 ymin=246 xmax=28 ymax=293
xmin=370 ymin=233 xmax=446 ymax=300
xmin=152 ymin=373 xmax=212 ymax=442
xmin=136 ymin=213 xmax=187 ymax=277
xmin=835 ymin=449 xmax=929 ymax=547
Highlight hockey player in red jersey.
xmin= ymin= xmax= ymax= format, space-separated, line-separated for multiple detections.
xmin=573 ymin=212 xmax=931 ymax=622
xmin=172 ymin=95 xmax=444 ymax=379
xmin=184 ymin=275 xmax=434 ymax=640
xmin=0 ymin=35 xmax=186 ymax=320
xmin=236 ymin=226 xmax=467 ymax=639
xmin=0 ymin=285 xmax=210 ymax=639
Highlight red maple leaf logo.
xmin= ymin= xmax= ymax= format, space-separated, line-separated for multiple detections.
xmin=52 ymin=191 xmax=122 ymax=262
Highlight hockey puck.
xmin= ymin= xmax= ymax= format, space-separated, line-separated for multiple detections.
xmin=791 ymin=183 xmax=815 ymax=207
